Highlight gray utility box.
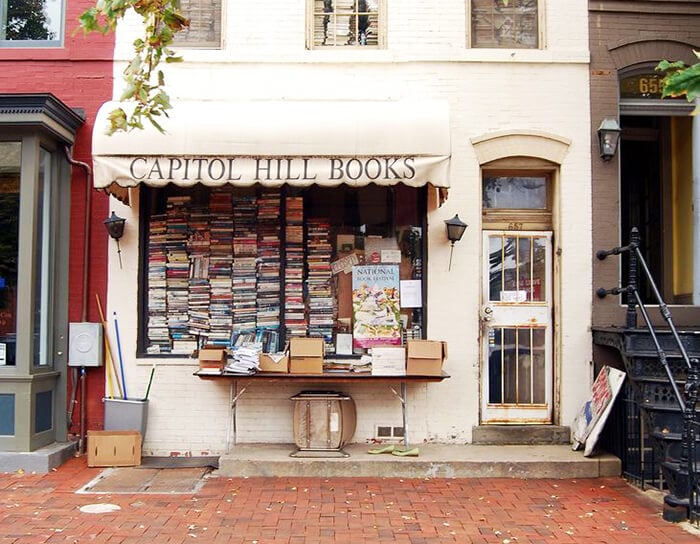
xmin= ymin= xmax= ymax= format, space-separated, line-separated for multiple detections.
xmin=104 ymin=398 xmax=148 ymax=439
xmin=290 ymin=391 xmax=356 ymax=458
xmin=68 ymin=322 xmax=104 ymax=367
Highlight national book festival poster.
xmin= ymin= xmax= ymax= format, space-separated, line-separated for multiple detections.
xmin=351 ymin=265 xmax=402 ymax=349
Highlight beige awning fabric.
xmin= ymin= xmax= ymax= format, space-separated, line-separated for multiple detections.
xmin=92 ymin=100 xmax=451 ymax=203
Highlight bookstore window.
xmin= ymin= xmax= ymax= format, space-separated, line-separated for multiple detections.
xmin=307 ymin=0 xmax=385 ymax=49
xmin=138 ymin=183 xmax=426 ymax=358
xmin=172 ymin=0 xmax=222 ymax=49
xmin=1 ymin=0 xmax=63 ymax=47
xmin=470 ymin=0 xmax=540 ymax=49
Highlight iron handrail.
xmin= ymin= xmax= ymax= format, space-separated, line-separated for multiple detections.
xmin=597 ymin=226 xmax=700 ymax=523
xmin=597 ymin=227 xmax=689 ymax=410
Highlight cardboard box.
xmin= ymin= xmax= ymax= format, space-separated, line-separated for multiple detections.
xmin=259 ymin=352 xmax=289 ymax=373
xmin=198 ymin=347 xmax=226 ymax=370
xmin=406 ymin=340 xmax=447 ymax=376
xmin=87 ymin=430 xmax=142 ymax=467
xmin=371 ymin=346 xmax=406 ymax=376
xmin=289 ymin=337 xmax=324 ymax=374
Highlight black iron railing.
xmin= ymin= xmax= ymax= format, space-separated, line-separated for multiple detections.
xmin=597 ymin=226 xmax=700 ymax=523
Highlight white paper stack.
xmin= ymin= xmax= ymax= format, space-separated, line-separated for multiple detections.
xmin=225 ymin=342 xmax=262 ymax=374
xmin=370 ymin=347 xmax=406 ymax=376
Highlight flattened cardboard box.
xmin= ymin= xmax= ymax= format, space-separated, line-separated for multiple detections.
xmin=406 ymin=340 xmax=447 ymax=376
xmin=87 ymin=430 xmax=142 ymax=467
xmin=289 ymin=337 xmax=324 ymax=374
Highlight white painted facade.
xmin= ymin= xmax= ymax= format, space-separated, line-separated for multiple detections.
xmin=101 ymin=1 xmax=592 ymax=456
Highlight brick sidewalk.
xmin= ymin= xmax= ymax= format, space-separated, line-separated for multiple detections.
xmin=1 ymin=457 xmax=699 ymax=543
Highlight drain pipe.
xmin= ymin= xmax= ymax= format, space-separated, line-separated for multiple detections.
xmin=64 ymin=146 xmax=93 ymax=454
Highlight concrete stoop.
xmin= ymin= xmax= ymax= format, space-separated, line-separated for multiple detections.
xmin=216 ymin=443 xmax=621 ymax=479
xmin=0 ymin=441 xmax=77 ymax=473
xmin=472 ymin=425 xmax=571 ymax=445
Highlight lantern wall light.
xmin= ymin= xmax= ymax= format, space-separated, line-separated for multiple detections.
xmin=104 ymin=212 xmax=126 ymax=269
xmin=444 ymin=214 xmax=468 ymax=270
xmin=597 ymin=118 xmax=621 ymax=161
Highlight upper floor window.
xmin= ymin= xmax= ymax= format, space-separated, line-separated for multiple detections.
xmin=0 ymin=0 xmax=63 ymax=46
xmin=171 ymin=0 xmax=222 ymax=49
xmin=470 ymin=0 xmax=539 ymax=49
xmin=307 ymin=0 xmax=385 ymax=49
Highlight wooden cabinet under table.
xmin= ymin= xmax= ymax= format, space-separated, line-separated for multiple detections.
xmin=195 ymin=371 xmax=450 ymax=452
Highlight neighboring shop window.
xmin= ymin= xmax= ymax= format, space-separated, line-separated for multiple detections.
xmin=0 ymin=0 xmax=63 ymax=46
xmin=308 ymin=0 xmax=384 ymax=49
xmin=171 ymin=0 xmax=222 ymax=49
xmin=33 ymin=148 xmax=53 ymax=367
xmin=470 ymin=0 xmax=539 ymax=49
xmin=138 ymin=184 xmax=426 ymax=357
xmin=0 ymin=142 xmax=20 ymax=366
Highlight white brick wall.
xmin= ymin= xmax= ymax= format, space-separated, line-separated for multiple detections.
xmin=106 ymin=1 xmax=592 ymax=455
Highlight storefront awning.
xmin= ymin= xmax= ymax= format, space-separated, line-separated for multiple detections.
xmin=92 ymin=100 xmax=451 ymax=203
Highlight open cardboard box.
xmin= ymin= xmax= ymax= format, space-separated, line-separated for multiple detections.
xmin=198 ymin=346 xmax=227 ymax=371
xmin=259 ymin=351 xmax=289 ymax=373
xmin=406 ymin=339 xmax=447 ymax=376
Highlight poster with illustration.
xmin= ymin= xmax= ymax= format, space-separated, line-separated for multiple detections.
xmin=572 ymin=365 xmax=626 ymax=457
xmin=352 ymin=265 xmax=402 ymax=348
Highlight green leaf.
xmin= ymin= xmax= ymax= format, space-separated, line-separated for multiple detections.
xmin=78 ymin=0 xmax=186 ymax=133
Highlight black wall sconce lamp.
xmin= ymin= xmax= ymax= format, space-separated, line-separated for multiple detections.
xmin=597 ymin=118 xmax=621 ymax=161
xmin=445 ymin=214 xmax=468 ymax=270
xmin=104 ymin=211 xmax=126 ymax=269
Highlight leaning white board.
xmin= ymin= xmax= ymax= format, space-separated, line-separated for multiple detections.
xmin=571 ymin=366 xmax=626 ymax=457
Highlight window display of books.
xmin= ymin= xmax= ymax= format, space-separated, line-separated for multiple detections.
xmin=144 ymin=189 xmax=379 ymax=358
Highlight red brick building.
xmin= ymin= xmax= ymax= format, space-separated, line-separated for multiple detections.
xmin=0 ymin=0 xmax=113 ymax=468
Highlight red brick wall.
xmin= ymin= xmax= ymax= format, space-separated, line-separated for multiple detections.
xmin=1 ymin=0 xmax=115 ymax=431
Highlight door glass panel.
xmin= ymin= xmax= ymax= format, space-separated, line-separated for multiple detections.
xmin=488 ymin=235 xmax=504 ymax=301
xmin=488 ymin=326 xmax=546 ymax=406
xmin=489 ymin=234 xmax=547 ymax=303
xmin=0 ymin=142 xmax=20 ymax=366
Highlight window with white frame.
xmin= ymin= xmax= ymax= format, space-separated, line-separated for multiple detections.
xmin=0 ymin=0 xmax=63 ymax=46
xmin=172 ymin=0 xmax=222 ymax=49
xmin=470 ymin=0 xmax=539 ymax=49
xmin=308 ymin=0 xmax=384 ymax=49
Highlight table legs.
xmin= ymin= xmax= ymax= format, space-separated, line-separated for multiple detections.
xmin=389 ymin=382 xmax=409 ymax=449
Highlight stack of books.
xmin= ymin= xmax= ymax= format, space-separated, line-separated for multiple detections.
xmin=187 ymin=207 xmax=211 ymax=346
xmin=284 ymin=196 xmax=307 ymax=338
xmin=232 ymin=194 xmax=258 ymax=337
xmin=256 ymin=192 xmax=282 ymax=352
xmin=306 ymin=218 xmax=335 ymax=352
xmin=208 ymin=187 xmax=234 ymax=347
xmin=146 ymin=213 xmax=169 ymax=353
xmin=165 ymin=196 xmax=196 ymax=354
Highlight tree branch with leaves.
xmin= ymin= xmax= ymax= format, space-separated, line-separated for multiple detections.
xmin=657 ymin=50 xmax=700 ymax=115
xmin=77 ymin=0 xmax=189 ymax=134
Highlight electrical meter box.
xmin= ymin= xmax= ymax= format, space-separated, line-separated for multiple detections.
xmin=68 ymin=322 xmax=104 ymax=367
